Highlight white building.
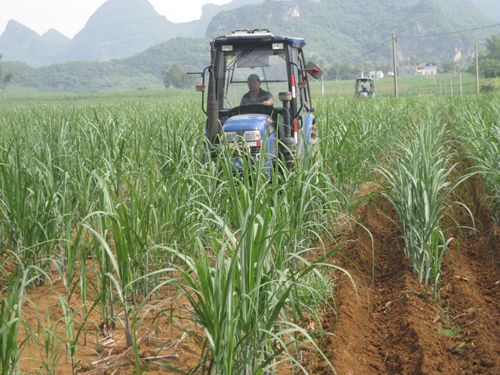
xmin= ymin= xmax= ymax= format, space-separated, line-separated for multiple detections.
xmin=416 ymin=64 xmax=438 ymax=75
xmin=368 ymin=70 xmax=384 ymax=79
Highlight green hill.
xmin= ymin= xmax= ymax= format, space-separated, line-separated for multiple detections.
xmin=4 ymin=61 xmax=162 ymax=92
xmin=206 ymin=0 xmax=496 ymax=63
xmin=118 ymin=37 xmax=210 ymax=77
xmin=2 ymin=36 xmax=211 ymax=92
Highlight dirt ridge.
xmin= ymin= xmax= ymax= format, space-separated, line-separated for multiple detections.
xmin=318 ymin=186 xmax=499 ymax=375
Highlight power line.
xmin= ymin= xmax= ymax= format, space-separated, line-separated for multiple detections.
xmin=359 ymin=38 xmax=392 ymax=60
xmin=341 ymin=38 xmax=392 ymax=66
xmin=339 ymin=22 xmax=500 ymax=64
xmin=328 ymin=22 xmax=500 ymax=72
xmin=399 ymin=22 xmax=500 ymax=39
xmin=349 ymin=23 xmax=500 ymax=63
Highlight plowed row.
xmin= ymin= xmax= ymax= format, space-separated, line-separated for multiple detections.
xmin=316 ymin=177 xmax=499 ymax=374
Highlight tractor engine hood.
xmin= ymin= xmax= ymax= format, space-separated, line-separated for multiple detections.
xmin=222 ymin=114 xmax=270 ymax=135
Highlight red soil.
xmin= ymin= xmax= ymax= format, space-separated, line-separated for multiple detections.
xmin=19 ymin=281 xmax=202 ymax=374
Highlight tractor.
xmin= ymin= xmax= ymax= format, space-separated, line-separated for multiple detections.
xmin=196 ymin=29 xmax=322 ymax=171
xmin=355 ymin=76 xmax=375 ymax=98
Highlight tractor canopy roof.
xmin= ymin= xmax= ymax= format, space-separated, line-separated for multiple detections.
xmin=212 ymin=29 xmax=306 ymax=49
xmin=356 ymin=77 xmax=374 ymax=83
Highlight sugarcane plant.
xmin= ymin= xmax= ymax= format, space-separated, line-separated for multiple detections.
xmin=0 ymin=268 xmax=34 ymax=375
xmin=379 ymin=115 xmax=462 ymax=298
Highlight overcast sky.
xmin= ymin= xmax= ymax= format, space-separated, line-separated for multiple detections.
xmin=0 ymin=0 xmax=231 ymax=38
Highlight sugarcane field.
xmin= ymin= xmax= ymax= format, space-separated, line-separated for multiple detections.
xmin=1 ymin=2 xmax=499 ymax=374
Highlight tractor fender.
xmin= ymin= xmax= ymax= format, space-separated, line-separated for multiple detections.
xmin=302 ymin=113 xmax=316 ymax=143
xmin=297 ymin=114 xmax=317 ymax=155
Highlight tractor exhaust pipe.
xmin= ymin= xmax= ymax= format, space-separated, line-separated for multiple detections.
xmin=279 ymin=91 xmax=295 ymax=167
xmin=207 ymin=46 xmax=221 ymax=145
xmin=279 ymin=91 xmax=292 ymax=137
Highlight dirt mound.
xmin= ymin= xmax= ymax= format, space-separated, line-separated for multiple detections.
xmin=317 ymin=181 xmax=499 ymax=374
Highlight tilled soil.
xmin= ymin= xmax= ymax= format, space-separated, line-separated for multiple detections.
xmin=16 ymin=177 xmax=499 ymax=374
xmin=316 ymin=181 xmax=499 ymax=375
xmin=18 ymin=280 xmax=202 ymax=374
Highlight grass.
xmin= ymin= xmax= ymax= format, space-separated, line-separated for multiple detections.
xmin=435 ymin=306 xmax=461 ymax=338
xmin=309 ymin=73 xmax=485 ymax=98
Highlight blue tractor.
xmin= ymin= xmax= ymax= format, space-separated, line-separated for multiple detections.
xmin=197 ymin=29 xmax=322 ymax=170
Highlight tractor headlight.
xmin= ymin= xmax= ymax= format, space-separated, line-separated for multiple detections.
xmin=224 ymin=131 xmax=238 ymax=142
xmin=243 ymin=130 xmax=262 ymax=142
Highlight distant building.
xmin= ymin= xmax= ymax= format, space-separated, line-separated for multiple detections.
xmin=416 ymin=63 xmax=437 ymax=75
xmin=398 ymin=64 xmax=437 ymax=76
xmin=368 ymin=70 xmax=384 ymax=79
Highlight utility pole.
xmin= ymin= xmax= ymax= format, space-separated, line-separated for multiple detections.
xmin=392 ymin=32 xmax=398 ymax=97
xmin=459 ymin=73 xmax=463 ymax=96
xmin=475 ymin=42 xmax=480 ymax=95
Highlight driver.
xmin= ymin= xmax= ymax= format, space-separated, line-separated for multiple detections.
xmin=240 ymin=74 xmax=273 ymax=106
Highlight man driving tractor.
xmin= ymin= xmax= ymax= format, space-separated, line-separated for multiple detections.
xmin=240 ymin=74 xmax=274 ymax=106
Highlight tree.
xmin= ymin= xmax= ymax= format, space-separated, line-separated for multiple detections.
xmin=325 ymin=63 xmax=360 ymax=80
xmin=162 ymin=64 xmax=196 ymax=88
xmin=485 ymin=34 xmax=500 ymax=61
xmin=477 ymin=34 xmax=500 ymax=78
xmin=0 ymin=54 xmax=14 ymax=89
xmin=439 ymin=60 xmax=455 ymax=74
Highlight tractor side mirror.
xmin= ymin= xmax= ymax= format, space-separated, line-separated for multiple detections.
xmin=304 ymin=62 xmax=322 ymax=79
xmin=189 ymin=66 xmax=209 ymax=91
xmin=190 ymin=65 xmax=210 ymax=115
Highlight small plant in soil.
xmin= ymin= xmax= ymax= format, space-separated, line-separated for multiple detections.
xmin=437 ymin=324 xmax=461 ymax=338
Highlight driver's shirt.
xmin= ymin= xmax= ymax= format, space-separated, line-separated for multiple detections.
xmin=240 ymin=89 xmax=273 ymax=106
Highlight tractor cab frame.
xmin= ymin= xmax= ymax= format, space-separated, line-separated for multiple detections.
xmin=197 ymin=29 xmax=322 ymax=169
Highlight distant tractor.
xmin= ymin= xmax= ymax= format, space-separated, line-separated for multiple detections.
xmin=355 ymin=77 xmax=375 ymax=98
xmin=196 ymin=29 xmax=322 ymax=170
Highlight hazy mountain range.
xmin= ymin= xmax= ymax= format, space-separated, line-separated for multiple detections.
xmin=207 ymin=0 xmax=497 ymax=63
xmin=1 ymin=0 xmax=498 ymax=91
xmin=0 ymin=0 xmax=264 ymax=67
xmin=471 ymin=0 xmax=500 ymax=21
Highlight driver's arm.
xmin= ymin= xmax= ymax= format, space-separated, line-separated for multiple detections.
xmin=261 ymin=92 xmax=273 ymax=106
xmin=262 ymin=97 xmax=273 ymax=106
